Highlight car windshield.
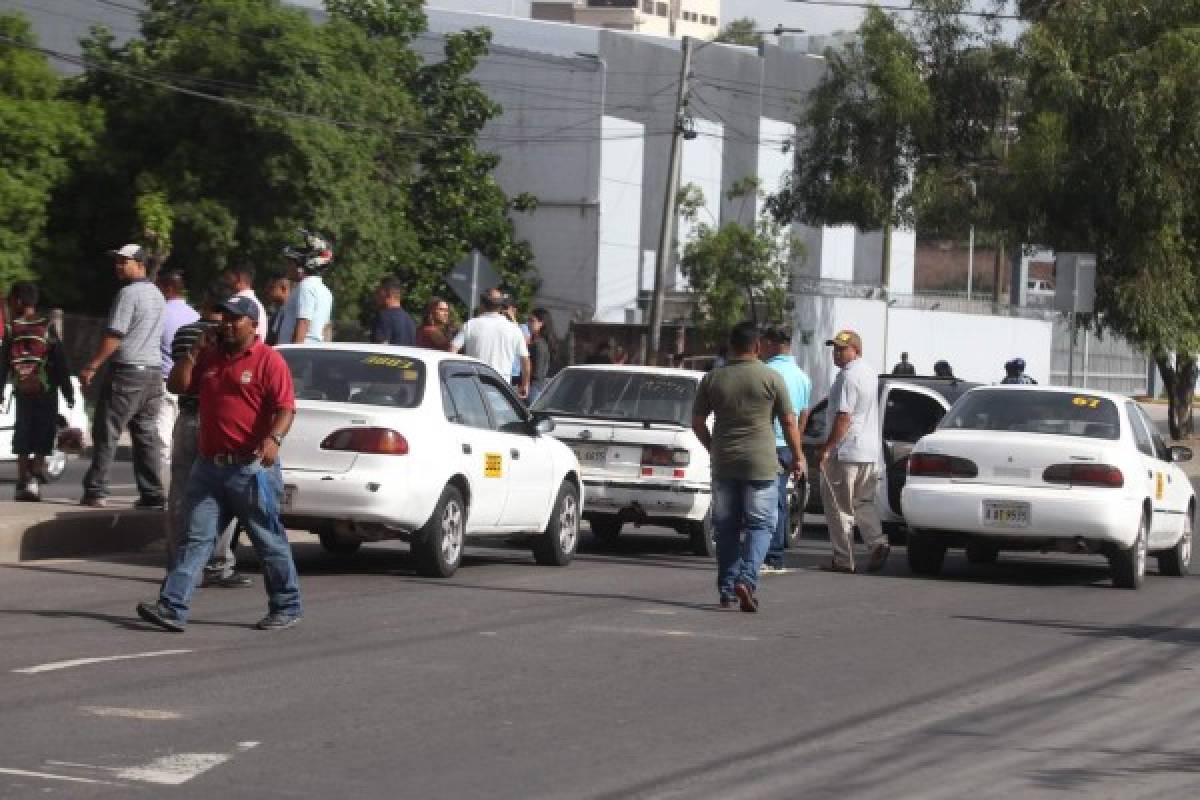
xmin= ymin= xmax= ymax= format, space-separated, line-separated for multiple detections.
xmin=533 ymin=370 xmax=697 ymax=426
xmin=281 ymin=349 xmax=425 ymax=408
xmin=940 ymin=389 xmax=1120 ymax=440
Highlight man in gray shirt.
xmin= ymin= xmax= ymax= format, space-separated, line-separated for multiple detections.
xmin=79 ymin=244 xmax=166 ymax=508
xmin=818 ymin=329 xmax=888 ymax=573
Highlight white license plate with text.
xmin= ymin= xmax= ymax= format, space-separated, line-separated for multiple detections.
xmin=573 ymin=446 xmax=609 ymax=467
xmin=983 ymin=500 xmax=1030 ymax=528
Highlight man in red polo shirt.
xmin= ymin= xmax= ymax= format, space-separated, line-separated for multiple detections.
xmin=137 ymin=296 xmax=302 ymax=632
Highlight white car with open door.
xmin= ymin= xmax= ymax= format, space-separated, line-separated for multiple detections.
xmin=902 ymin=386 xmax=1194 ymax=588
xmin=532 ymin=365 xmax=717 ymax=555
xmin=801 ymin=376 xmax=980 ymax=542
xmin=276 ymin=345 xmax=583 ymax=578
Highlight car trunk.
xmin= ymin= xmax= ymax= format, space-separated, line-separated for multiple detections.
xmin=922 ymin=430 xmax=1110 ymax=488
xmin=281 ymin=402 xmax=384 ymax=474
xmin=550 ymin=417 xmax=690 ymax=481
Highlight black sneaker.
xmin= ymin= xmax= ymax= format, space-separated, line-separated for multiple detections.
xmin=201 ymin=571 xmax=254 ymax=589
xmin=136 ymin=601 xmax=186 ymax=632
xmin=134 ymin=496 xmax=166 ymax=511
xmin=256 ymin=612 xmax=302 ymax=631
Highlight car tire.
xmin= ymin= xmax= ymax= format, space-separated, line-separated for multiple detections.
xmin=533 ymin=481 xmax=579 ymax=567
xmin=883 ymin=521 xmax=908 ymax=546
xmin=1110 ymin=514 xmax=1148 ymax=589
xmin=317 ymin=526 xmax=362 ymax=556
xmin=1157 ymin=506 xmax=1191 ymax=577
xmin=43 ymin=450 xmax=67 ymax=482
xmin=906 ymin=530 xmax=946 ymax=576
xmin=589 ymin=515 xmax=622 ymax=546
xmin=965 ymin=541 xmax=1000 ymax=565
xmin=686 ymin=512 xmax=715 ymax=558
xmin=414 ymin=485 xmax=466 ymax=578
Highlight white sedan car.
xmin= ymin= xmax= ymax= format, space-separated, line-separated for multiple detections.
xmin=0 ymin=379 xmax=89 ymax=480
xmin=532 ymin=365 xmax=714 ymax=555
xmin=276 ymin=345 xmax=583 ymax=578
xmin=902 ymin=386 xmax=1194 ymax=588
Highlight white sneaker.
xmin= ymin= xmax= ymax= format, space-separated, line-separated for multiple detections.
xmin=760 ymin=565 xmax=791 ymax=576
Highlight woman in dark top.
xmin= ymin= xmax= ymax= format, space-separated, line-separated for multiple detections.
xmin=527 ymin=308 xmax=556 ymax=405
xmin=415 ymin=296 xmax=454 ymax=351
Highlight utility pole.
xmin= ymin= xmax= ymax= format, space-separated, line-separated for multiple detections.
xmin=646 ymin=35 xmax=694 ymax=366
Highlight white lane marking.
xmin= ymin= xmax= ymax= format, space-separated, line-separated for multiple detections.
xmin=636 ymin=609 xmax=678 ymax=616
xmin=573 ymin=625 xmax=759 ymax=642
xmin=116 ymin=753 xmax=232 ymax=785
xmin=0 ymin=767 xmax=116 ymax=785
xmin=13 ymin=649 xmax=192 ymax=674
xmin=79 ymin=706 xmax=182 ymax=721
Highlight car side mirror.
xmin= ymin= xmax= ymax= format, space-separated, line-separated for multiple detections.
xmin=1171 ymin=445 xmax=1193 ymax=463
xmin=530 ymin=413 xmax=555 ymax=435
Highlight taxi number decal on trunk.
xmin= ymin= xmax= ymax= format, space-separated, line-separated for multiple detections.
xmin=1156 ymin=471 xmax=1164 ymax=500
xmin=485 ymin=452 xmax=503 ymax=478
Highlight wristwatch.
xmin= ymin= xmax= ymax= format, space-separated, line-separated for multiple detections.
xmin=270 ymin=433 xmax=285 ymax=446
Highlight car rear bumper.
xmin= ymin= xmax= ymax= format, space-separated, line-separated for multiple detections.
xmin=582 ymin=478 xmax=710 ymax=521
xmin=281 ymin=468 xmax=433 ymax=531
xmin=902 ymin=481 xmax=1142 ymax=547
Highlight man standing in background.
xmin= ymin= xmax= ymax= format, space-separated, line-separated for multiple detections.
xmin=156 ymin=269 xmax=199 ymax=471
xmin=370 ymin=276 xmax=416 ymax=346
xmin=760 ymin=325 xmax=811 ymax=575
xmin=221 ymin=264 xmax=268 ymax=342
xmin=277 ymin=230 xmax=334 ymax=345
xmin=453 ymin=288 xmax=530 ymax=398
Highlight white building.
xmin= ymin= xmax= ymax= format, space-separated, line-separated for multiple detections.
xmin=531 ymin=1 xmax=721 ymax=38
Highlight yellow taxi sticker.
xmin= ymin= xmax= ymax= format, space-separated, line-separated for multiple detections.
xmin=1156 ymin=471 xmax=1165 ymax=500
xmin=362 ymin=355 xmax=413 ymax=369
xmin=402 ymin=369 xmax=419 ymax=381
xmin=1071 ymin=396 xmax=1101 ymax=409
xmin=484 ymin=452 xmax=503 ymax=478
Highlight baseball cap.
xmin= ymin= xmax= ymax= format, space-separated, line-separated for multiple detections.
xmin=108 ymin=244 xmax=145 ymax=262
xmin=763 ymin=324 xmax=793 ymax=342
xmin=825 ymin=329 xmax=862 ymax=351
xmin=218 ymin=295 xmax=261 ymax=323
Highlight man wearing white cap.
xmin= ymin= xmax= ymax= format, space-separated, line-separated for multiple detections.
xmin=79 ymin=244 xmax=167 ymax=508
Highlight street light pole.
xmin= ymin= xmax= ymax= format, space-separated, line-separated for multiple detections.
xmin=646 ymin=35 xmax=694 ymax=366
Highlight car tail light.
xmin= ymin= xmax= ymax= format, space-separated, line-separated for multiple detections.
xmin=908 ymin=453 xmax=978 ymax=478
xmin=642 ymin=446 xmax=690 ymax=467
xmin=321 ymin=428 xmax=409 ymax=455
xmin=1043 ymin=463 xmax=1123 ymax=488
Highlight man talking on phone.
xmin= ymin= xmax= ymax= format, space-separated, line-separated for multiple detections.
xmin=138 ymin=295 xmax=302 ymax=632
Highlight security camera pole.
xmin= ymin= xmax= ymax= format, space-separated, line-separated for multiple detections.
xmin=646 ymin=34 xmax=694 ymax=366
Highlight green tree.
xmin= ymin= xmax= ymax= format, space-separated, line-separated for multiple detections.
xmin=678 ymin=179 xmax=798 ymax=348
xmin=714 ymin=18 xmax=762 ymax=47
xmin=1014 ymin=0 xmax=1200 ymax=436
xmin=0 ymin=13 xmax=97 ymax=289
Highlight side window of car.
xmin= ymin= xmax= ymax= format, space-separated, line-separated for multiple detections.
xmin=477 ymin=376 xmax=527 ymax=434
xmin=1135 ymin=406 xmax=1172 ymax=461
xmin=444 ymin=373 xmax=491 ymax=429
xmin=1125 ymin=403 xmax=1155 ymax=457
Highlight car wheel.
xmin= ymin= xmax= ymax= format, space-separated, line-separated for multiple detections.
xmin=965 ymin=541 xmax=1000 ymax=565
xmin=589 ymin=514 xmax=622 ymax=546
xmin=414 ymin=485 xmax=466 ymax=578
xmin=317 ymin=526 xmax=362 ymax=556
xmin=43 ymin=450 xmax=67 ymax=482
xmin=686 ymin=512 xmax=715 ymax=558
xmin=883 ymin=521 xmax=908 ymax=546
xmin=1110 ymin=514 xmax=1148 ymax=589
xmin=1157 ymin=506 xmax=1192 ymax=577
xmin=906 ymin=530 xmax=946 ymax=576
xmin=533 ymin=481 xmax=579 ymax=567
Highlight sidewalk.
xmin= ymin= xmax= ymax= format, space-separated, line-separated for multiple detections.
xmin=0 ymin=498 xmax=164 ymax=563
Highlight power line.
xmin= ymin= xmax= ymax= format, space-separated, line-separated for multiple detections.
xmin=785 ymin=0 xmax=1022 ymax=20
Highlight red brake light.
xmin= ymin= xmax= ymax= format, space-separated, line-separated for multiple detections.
xmin=1043 ymin=463 xmax=1123 ymax=488
xmin=908 ymin=453 xmax=978 ymax=478
xmin=321 ymin=428 xmax=409 ymax=455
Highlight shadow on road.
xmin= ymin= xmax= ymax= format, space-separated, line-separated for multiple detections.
xmin=954 ymin=614 xmax=1200 ymax=646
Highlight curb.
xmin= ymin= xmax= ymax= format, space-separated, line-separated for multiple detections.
xmin=0 ymin=502 xmax=164 ymax=564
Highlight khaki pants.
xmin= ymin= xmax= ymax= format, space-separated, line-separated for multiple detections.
xmin=820 ymin=457 xmax=885 ymax=570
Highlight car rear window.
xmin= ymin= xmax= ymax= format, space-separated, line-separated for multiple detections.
xmin=533 ymin=370 xmax=698 ymax=426
xmin=940 ymin=389 xmax=1120 ymax=440
xmin=281 ymin=350 xmax=424 ymax=408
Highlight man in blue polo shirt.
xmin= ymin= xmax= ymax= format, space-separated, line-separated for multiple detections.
xmin=761 ymin=325 xmax=811 ymax=574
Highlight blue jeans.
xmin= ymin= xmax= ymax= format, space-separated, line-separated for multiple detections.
xmin=159 ymin=458 xmax=302 ymax=622
xmin=765 ymin=447 xmax=792 ymax=567
xmin=712 ymin=477 xmax=779 ymax=598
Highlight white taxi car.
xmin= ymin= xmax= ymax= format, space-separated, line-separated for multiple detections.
xmin=532 ymin=365 xmax=715 ymax=555
xmin=276 ymin=345 xmax=583 ymax=578
xmin=0 ymin=379 xmax=89 ymax=480
xmin=902 ymin=386 xmax=1194 ymax=588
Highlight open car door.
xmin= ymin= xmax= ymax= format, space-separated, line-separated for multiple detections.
xmin=876 ymin=382 xmax=954 ymax=524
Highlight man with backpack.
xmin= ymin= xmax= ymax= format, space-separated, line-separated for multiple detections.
xmin=0 ymin=281 xmax=75 ymax=502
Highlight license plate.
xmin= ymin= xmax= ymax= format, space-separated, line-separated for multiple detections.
xmin=283 ymin=485 xmax=297 ymax=510
xmin=573 ymin=446 xmax=609 ymax=466
xmin=983 ymin=500 xmax=1029 ymax=528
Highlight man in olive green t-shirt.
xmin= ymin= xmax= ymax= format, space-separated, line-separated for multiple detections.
xmin=692 ymin=322 xmax=805 ymax=612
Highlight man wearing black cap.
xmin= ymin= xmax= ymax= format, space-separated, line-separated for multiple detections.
xmin=79 ymin=244 xmax=166 ymax=508
xmin=138 ymin=294 xmax=302 ymax=632
xmin=1001 ymin=358 xmax=1036 ymax=384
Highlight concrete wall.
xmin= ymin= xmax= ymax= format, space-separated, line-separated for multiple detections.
xmin=596 ymin=116 xmax=646 ymax=321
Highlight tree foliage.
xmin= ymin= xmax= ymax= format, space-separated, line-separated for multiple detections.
xmin=714 ymin=18 xmax=762 ymax=47
xmin=0 ymin=13 xmax=98 ymax=289
xmin=37 ymin=0 xmax=534 ymax=328
xmin=678 ymin=180 xmax=798 ymax=348
xmin=1014 ymin=0 xmax=1200 ymax=435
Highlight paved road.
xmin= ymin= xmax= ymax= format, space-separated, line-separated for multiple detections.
xmin=1 ymin=507 xmax=1199 ymax=798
